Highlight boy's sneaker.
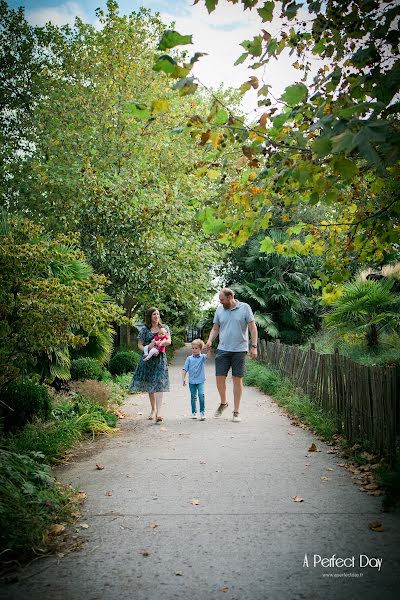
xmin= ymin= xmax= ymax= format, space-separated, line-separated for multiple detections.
xmin=232 ymin=412 xmax=241 ymax=422
xmin=200 ymin=412 xmax=206 ymax=421
xmin=214 ymin=403 xmax=228 ymax=417
xmin=191 ymin=413 xmax=197 ymax=419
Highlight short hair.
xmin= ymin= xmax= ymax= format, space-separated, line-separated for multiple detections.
xmin=144 ymin=307 xmax=162 ymax=328
xmin=221 ymin=287 xmax=234 ymax=297
xmin=191 ymin=338 xmax=205 ymax=350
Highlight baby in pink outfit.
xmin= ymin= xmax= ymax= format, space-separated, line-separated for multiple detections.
xmin=143 ymin=327 xmax=168 ymax=361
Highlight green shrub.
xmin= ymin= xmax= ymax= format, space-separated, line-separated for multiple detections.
xmin=108 ymin=351 xmax=140 ymax=375
xmin=0 ymin=380 xmax=52 ymax=431
xmin=6 ymin=419 xmax=83 ymax=462
xmin=8 ymin=398 xmax=117 ymax=462
xmin=0 ymin=449 xmax=77 ymax=560
xmin=70 ymin=357 xmax=104 ymax=381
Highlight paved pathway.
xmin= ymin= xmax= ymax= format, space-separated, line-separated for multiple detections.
xmin=3 ymin=345 xmax=400 ymax=599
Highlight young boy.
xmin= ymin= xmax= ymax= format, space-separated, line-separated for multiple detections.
xmin=182 ymin=339 xmax=208 ymax=420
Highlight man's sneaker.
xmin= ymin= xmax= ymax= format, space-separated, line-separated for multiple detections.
xmin=214 ymin=403 xmax=228 ymax=418
xmin=232 ymin=412 xmax=241 ymax=422
xmin=200 ymin=412 xmax=206 ymax=421
xmin=191 ymin=413 xmax=197 ymax=419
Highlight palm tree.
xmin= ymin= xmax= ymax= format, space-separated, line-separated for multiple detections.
xmin=325 ymin=278 xmax=400 ymax=348
xmin=226 ymin=231 xmax=321 ymax=344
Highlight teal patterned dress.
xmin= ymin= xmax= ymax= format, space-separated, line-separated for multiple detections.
xmin=129 ymin=325 xmax=170 ymax=393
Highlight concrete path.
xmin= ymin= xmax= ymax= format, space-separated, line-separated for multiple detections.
xmin=3 ymin=345 xmax=400 ymax=600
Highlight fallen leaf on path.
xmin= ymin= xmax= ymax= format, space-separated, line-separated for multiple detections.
xmin=200 ymin=461 xmax=206 ymax=464
xmin=141 ymin=549 xmax=151 ymax=557
xmin=137 ymin=412 xmax=143 ymax=415
xmin=320 ymin=476 xmax=331 ymax=481
xmin=116 ymin=410 xmax=126 ymax=418
xmin=149 ymin=522 xmax=159 ymax=529
xmin=326 ymin=449 xmax=336 ymax=454
xmin=175 ymin=571 xmax=183 ymax=576
xmin=363 ymin=483 xmax=379 ymax=491
xmin=48 ymin=524 xmax=65 ymax=536
xmin=79 ymin=523 xmax=89 ymax=529
xmin=219 ymin=587 xmax=229 ymax=592
xmin=337 ymin=463 xmax=346 ymax=467
xmin=326 ymin=467 xmax=334 ymax=471
xmin=304 ymin=464 xmax=311 ymax=467
xmin=160 ymin=427 xmax=168 ymax=432
xmin=167 ymin=438 xmax=174 ymax=442
xmin=292 ymin=495 xmax=304 ymax=502
xmin=368 ymin=521 xmax=384 ymax=532
xmin=308 ymin=443 xmax=320 ymax=452
xmin=191 ymin=498 xmax=200 ymax=505
xmin=288 ymin=432 xmax=295 ymax=436
xmin=152 ymin=496 xmax=158 ymax=500
xmin=105 ymin=490 xmax=113 ymax=496
xmin=72 ymin=491 xmax=87 ymax=504
xmin=96 ymin=464 xmax=105 ymax=470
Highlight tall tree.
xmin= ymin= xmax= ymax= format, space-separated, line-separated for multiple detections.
xmin=3 ymin=1 xmax=233 ymax=329
xmin=151 ymin=0 xmax=400 ymax=282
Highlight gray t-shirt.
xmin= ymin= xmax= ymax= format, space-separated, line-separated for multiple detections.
xmin=213 ymin=301 xmax=255 ymax=352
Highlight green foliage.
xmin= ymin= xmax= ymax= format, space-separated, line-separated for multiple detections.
xmin=305 ymin=329 xmax=400 ymax=367
xmin=70 ymin=358 xmax=105 ymax=381
xmin=324 ymin=278 xmax=400 ymax=348
xmin=8 ymin=398 xmax=117 ymax=462
xmin=6 ymin=420 xmax=82 ymax=463
xmin=159 ymin=0 xmax=400 ymax=283
xmin=108 ymin=351 xmax=140 ymax=376
xmin=0 ymin=380 xmax=51 ymax=432
xmin=2 ymin=3 xmax=225 ymax=326
xmin=225 ymin=231 xmax=322 ymax=343
xmin=0 ymin=449 xmax=78 ymax=559
xmin=0 ymin=216 xmax=124 ymax=385
xmin=70 ymin=330 xmax=114 ymax=365
xmin=244 ymin=360 xmax=336 ymax=439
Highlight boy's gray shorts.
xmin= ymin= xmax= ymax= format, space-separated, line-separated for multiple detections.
xmin=215 ymin=350 xmax=247 ymax=378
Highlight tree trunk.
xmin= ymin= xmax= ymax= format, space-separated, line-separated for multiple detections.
xmin=366 ymin=324 xmax=379 ymax=348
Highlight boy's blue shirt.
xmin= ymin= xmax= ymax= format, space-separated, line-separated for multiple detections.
xmin=183 ymin=353 xmax=207 ymax=384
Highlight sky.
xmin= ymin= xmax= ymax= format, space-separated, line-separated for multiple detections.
xmin=7 ymin=0 xmax=302 ymax=118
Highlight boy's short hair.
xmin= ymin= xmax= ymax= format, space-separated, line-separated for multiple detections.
xmin=191 ymin=338 xmax=204 ymax=350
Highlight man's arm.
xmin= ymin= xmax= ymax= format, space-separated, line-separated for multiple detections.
xmin=205 ymin=323 xmax=220 ymax=351
xmin=248 ymin=320 xmax=258 ymax=359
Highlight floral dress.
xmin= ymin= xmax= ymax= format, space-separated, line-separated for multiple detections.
xmin=128 ymin=325 xmax=170 ymax=393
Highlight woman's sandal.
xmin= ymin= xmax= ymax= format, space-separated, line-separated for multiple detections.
xmin=148 ymin=411 xmax=156 ymax=420
xmin=156 ymin=416 xmax=163 ymax=423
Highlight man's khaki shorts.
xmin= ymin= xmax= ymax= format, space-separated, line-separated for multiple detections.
xmin=215 ymin=350 xmax=247 ymax=378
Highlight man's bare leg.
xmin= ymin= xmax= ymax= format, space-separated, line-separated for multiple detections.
xmin=232 ymin=376 xmax=243 ymax=413
xmin=216 ymin=375 xmax=227 ymax=405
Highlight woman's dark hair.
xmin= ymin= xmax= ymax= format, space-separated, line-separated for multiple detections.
xmin=144 ymin=307 xmax=162 ymax=328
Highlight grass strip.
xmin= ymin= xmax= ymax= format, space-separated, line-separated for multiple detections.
xmin=244 ymin=359 xmax=337 ymax=440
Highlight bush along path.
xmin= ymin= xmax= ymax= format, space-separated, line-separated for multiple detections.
xmin=2 ymin=345 xmax=400 ymax=600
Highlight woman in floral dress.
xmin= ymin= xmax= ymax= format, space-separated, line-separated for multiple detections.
xmin=129 ymin=307 xmax=171 ymax=423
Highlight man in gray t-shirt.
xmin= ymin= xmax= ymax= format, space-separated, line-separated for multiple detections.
xmin=205 ymin=288 xmax=258 ymax=422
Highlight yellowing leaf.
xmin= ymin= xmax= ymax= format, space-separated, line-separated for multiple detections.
xmin=151 ymin=99 xmax=169 ymax=114
xmin=292 ymin=495 xmax=304 ymax=502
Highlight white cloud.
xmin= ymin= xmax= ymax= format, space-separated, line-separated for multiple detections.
xmin=26 ymin=1 xmax=88 ymax=27
xmin=159 ymin=0 xmax=301 ymax=117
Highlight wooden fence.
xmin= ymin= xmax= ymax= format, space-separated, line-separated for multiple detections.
xmin=257 ymin=339 xmax=399 ymax=458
